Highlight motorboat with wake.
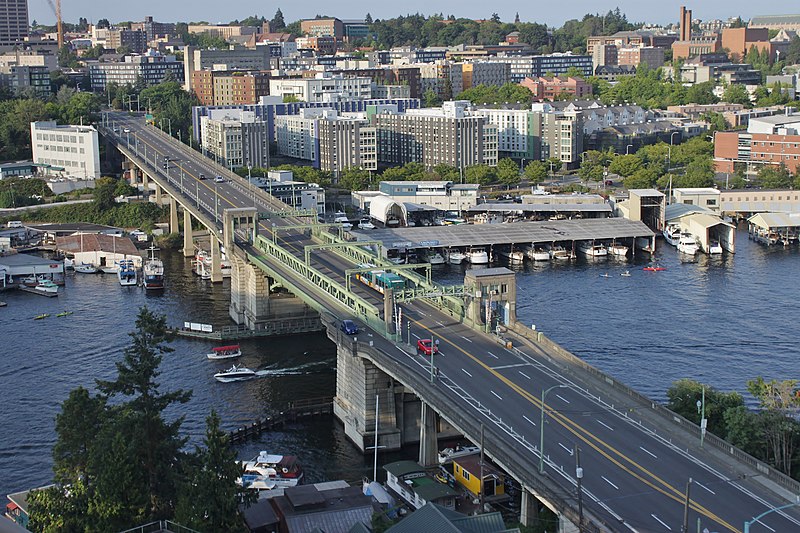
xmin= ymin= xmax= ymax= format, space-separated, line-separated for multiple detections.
xmin=207 ymin=345 xmax=242 ymax=360
xmin=214 ymin=364 xmax=256 ymax=382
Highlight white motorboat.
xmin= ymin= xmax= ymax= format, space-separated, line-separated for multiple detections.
xmin=423 ymin=251 xmax=445 ymax=265
xmin=578 ymin=243 xmax=608 ymax=258
xmin=447 ymin=251 xmax=466 ymax=264
xmin=437 ymin=444 xmax=480 ymax=464
xmin=100 ymin=265 xmax=118 ymax=274
xmin=677 ymin=233 xmax=699 ymax=255
xmin=466 ymin=249 xmax=489 ymax=264
xmin=214 ymin=364 xmax=256 ymax=382
xmin=549 ymin=245 xmax=573 ymax=261
xmin=74 ymin=263 xmax=99 ymax=274
xmin=238 ymin=451 xmax=304 ymax=490
xmin=526 ymin=247 xmax=550 ymax=262
xmin=143 ymin=245 xmax=164 ymax=290
xmin=708 ymin=240 xmax=723 ymax=255
xmin=63 ymin=257 xmax=74 ymax=270
xmin=500 ymin=250 xmax=525 ymax=264
xmin=608 ymin=244 xmax=629 ymax=257
xmin=207 ymin=344 xmax=242 ymax=360
xmin=117 ymin=259 xmax=138 ymax=286
xmin=359 ymin=218 xmax=376 ymax=230
xmin=663 ymin=224 xmax=681 ymax=247
xmin=34 ymin=280 xmax=59 ymax=294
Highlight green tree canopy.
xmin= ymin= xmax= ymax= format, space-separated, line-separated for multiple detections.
xmin=608 ymin=154 xmax=643 ymax=177
xmin=496 ymin=157 xmax=521 ymax=187
xmin=524 ymin=160 xmax=548 ymax=184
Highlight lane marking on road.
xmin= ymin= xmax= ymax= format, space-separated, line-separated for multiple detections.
xmin=596 ymin=420 xmax=614 ymax=431
xmin=460 ymin=336 xmax=473 ymax=343
xmin=651 ymin=514 xmax=672 ymax=530
xmin=436 ymin=321 xmax=445 ymax=327
xmin=555 ymin=394 xmax=570 ymax=403
xmin=754 ymin=519 xmax=776 ymax=532
xmin=639 ymin=446 xmax=658 ymax=459
xmin=490 ymin=390 xmax=503 ymax=400
xmin=462 ymin=368 xmax=473 ymax=378
xmin=519 ymin=370 xmax=531 ymax=380
xmin=558 ymin=442 xmax=573 ymax=455
xmin=412 ymin=333 xmax=421 ymax=340
xmin=602 ymin=476 xmax=619 ymax=490
xmin=491 ymin=363 xmax=529 ymax=370
xmin=694 ymin=481 xmax=716 ymax=495
xmin=487 ymin=351 xmax=499 ymax=359
xmin=395 ymin=346 xmax=407 ymax=355
xmin=523 ymin=415 xmax=536 ymax=426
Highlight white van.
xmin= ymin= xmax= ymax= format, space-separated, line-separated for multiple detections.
xmin=7 ymin=221 xmax=22 ymax=228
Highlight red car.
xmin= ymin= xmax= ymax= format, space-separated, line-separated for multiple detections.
xmin=417 ymin=339 xmax=438 ymax=355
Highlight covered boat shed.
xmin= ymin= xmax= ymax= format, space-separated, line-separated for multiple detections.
xmin=369 ymin=195 xmax=407 ymax=227
xmin=665 ymin=204 xmax=736 ymax=253
xmin=747 ymin=212 xmax=800 ymax=245
xmin=0 ymin=253 xmax=65 ymax=287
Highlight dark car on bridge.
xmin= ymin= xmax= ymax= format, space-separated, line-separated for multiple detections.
xmin=417 ymin=339 xmax=438 ymax=355
xmin=341 ymin=320 xmax=358 ymax=335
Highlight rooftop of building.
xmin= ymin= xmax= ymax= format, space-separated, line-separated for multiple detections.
xmin=750 ymin=113 xmax=800 ymax=126
xmin=30 ymin=121 xmax=97 ymax=133
xmin=749 ymin=14 xmax=800 ymax=26
xmin=0 ymin=253 xmax=63 ymax=268
xmin=56 ymin=234 xmax=139 ymax=256
xmin=384 ymin=502 xmax=517 ymax=533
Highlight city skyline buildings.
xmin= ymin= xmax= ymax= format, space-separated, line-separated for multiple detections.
xmin=25 ymin=1 xmax=796 ymax=31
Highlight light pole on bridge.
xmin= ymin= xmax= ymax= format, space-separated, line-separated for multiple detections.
xmin=539 ymin=384 xmax=569 ymax=474
xmin=744 ymin=501 xmax=800 ymax=533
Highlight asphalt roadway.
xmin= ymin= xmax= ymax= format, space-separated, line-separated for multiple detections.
xmin=102 ymin=113 xmax=800 ymax=533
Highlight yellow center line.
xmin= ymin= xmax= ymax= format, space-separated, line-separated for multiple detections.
xmin=410 ymin=314 xmax=740 ymax=533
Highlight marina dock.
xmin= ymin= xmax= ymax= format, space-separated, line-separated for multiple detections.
xmin=351 ymin=218 xmax=656 ymax=255
xmin=228 ymin=397 xmax=333 ymax=444
xmin=18 ymin=286 xmax=58 ymax=297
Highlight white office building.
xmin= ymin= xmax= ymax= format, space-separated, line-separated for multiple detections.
xmin=268 ymin=73 xmax=372 ymax=103
xmin=199 ymin=110 xmax=269 ymax=170
xmin=31 ymin=121 xmax=101 ymax=179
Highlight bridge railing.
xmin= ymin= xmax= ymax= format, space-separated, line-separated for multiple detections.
xmin=508 ymin=322 xmax=800 ymax=496
xmin=337 ymin=329 xmax=610 ymax=533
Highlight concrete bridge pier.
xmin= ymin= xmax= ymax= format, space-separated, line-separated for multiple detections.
xmin=141 ymin=170 xmax=149 ymax=197
xmin=182 ymin=208 xmax=194 ymax=257
xmin=209 ymin=238 xmax=223 ymax=283
xmin=418 ymin=402 xmax=439 ymax=466
xmin=156 ymin=183 xmax=164 ymax=204
xmin=522 ymin=489 xmax=580 ymax=533
xmin=169 ymin=197 xmax=179 ymax=234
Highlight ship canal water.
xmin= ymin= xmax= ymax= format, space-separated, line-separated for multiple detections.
xmin=0 ymin=227 xmax=798 ymax=501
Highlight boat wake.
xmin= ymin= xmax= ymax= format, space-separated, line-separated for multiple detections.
xmin=254 ymin=360 xmax=331 ymax=377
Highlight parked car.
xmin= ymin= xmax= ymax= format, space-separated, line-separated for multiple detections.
xmin=417 ymin=339 xmax=438 ymax=356
xmin=341 ymin=319 xmax=358 ymax=335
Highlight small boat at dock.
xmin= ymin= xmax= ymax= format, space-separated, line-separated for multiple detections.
xmin=214 ymin=364 xmax=256 ymax=382
xmin=143 ymin=245 xmax=164 ymax=290
xmin=74 ymin=263 xmax=98 ymax=274
xmin=578 ymin=243 xmax=608 ymax=258
xmin=608 ymin=243 xmax=629 ymax=257
xmin=466 ymin=248 xmax=489 ymax=264
xmin=34 ymin=280 xmax=59 ymax=294
xmin=526 ymin=247 xmax=550 ymax=262
xmin=238 ymin=451 xmax=304 ymax=490
xmin=207 ymin=345 xmax=242 ymax=360
xmin=437 ymin=444 xmax=480 ymax=464
xmin=447 ymin=250 xmax=466 ymax=264
xmin=708 ymin=240 xmax=723 ymax=255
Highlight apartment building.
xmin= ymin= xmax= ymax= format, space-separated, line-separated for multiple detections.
xmin=295 ymin=35 xmax=337 ymax=55
xmin=0 ymin=65 xmax=50 ymax=96
xmin=714 ymin=113 xmax=800 ymax=173
xmin=520 ymin=76 xmax=592 ymax=102
xmin=617 ymin=46 xmax=665 ymax=68
xmin=0 ymin=0 xmax=28 ymax=49
xmin=373 ymin=101 xmax=498 ymax=170
xmin=268 ymin=73 xmax=372 ymax=103
xmin=473 ymin=106 xmax=539 ymax=160
xmin=200 ymin=110 xmax=269 ymax=170
xmin=31 ymin=121 xmax=100 ymax=179
xmin=192 ymin=70 xmax=271 ymax=106
xmin=130 ymin=16 xmax=176 ymax=41
xmin=89 ymin=53 xmax=184 ymax=92
xmin=418 ymin=61 xmax=463 ymax=100
xmin=183 ymin=46 xmax=274 ymax=91
xmin=318 ymin=114 xmax=377 ymax=174
xmin=106 ymin=28 xmax=147 ymax=53
xmin=187 ymin=24 xmax=259 ymax=40
xmin=300 ymin=18 xmax=344 ymax=39
xmin=0 ymin=49 xmax=57 ymax=71
xmin=490 ymin=53 xmax=593 ymax=83
xmin=461 ymin=61 xmax=510 ymax=90
xmin=274 ymin=108 xmax=321 ymax=162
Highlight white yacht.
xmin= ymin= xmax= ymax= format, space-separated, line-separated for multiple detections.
xmin=466 ymin=249 xmax=489 ymax=264
xmin=578 ymin=243 xmax=608 ymax=258
xmin=34 ymin=280 xmax=59 ymax=294
xmin=437 ymin=444 xmax=480 ymax=465
xmin=214 ymin=364 xmax=256 ymax=383
xmin=422 ymin=251 xmax=446 ymax=265
xmin=549 ymin=245 xmax=573 ymax=261
xmin=708 ymin=240 xmax=723 ymax=255
xmin=74 ymin=263 xmax=98 ymax=274
xmin=663 ymin=224 xmax=681 ymax=247
xmin=677 ymin=233 xmax=699 ymax=255
xmin=117 ymin=259 xmax=138 ymax=286
xmin=447 ymin=250 xmax=466 ymax=264
xmin=526 ymin=247 xmax=550 ymax=262
xmin=500 ymin=250 xmax=525 ymax=264
xmin=608 ymin=244 xmax=629 ymax=257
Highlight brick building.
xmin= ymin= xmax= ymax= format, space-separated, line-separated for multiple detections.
xmin=721 ymin=27 xmax=775 ymax=61
xmin=520 ymin=76 xmax=592 ymax=102
xmin=192 ymin=70 xmax=271 ymax=106
xmin=714 ymin=114 xmax=800 ymax=173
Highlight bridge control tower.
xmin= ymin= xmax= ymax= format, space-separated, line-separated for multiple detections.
xmin=464 ymin=268 xmax=516 ymax=333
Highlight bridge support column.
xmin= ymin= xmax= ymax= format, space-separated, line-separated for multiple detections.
xmin=418 ymin=402 xmax=439 ymax=466
xmin=333 ymin=339 xmax=401 ymax=453
xmin=182 ymin=208 xmax=193 ymax=257
xmin=156 ymin=183 xmax=164 ymax=204
xmin=520 ymin=491 xmax=539 ymax=527
xmin=141 ymin=170 xmax=150 ymax=196
xmin=210 ymin=238 xmax=223 ymax=283
xmin=169 ymin=197 xmax=179 ymax=234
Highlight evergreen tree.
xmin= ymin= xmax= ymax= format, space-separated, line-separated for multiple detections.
xmin=52 ymin=387 xmax=106 ymax=486
xmin=175 ymin=411 xmax=255 ymax=530
xmin=271 ymin=9 xmax=286 ymax=31
xmin=365 ymin=13 xmax=373 ymax=24
xmin=96 ymin=307 xmax=192 ymax=520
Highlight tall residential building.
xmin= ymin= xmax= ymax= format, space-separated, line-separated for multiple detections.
xmin=88 ymin=53 xmax=184 ymax=92
xmin=473 ymin=107 xmax=540 ymax=160
xmin=192 ymin=70 xmax=271 ymax=106
xmin=490 ymin=53 xmax=593 ymax=83
xmin=373 ymin=101 xmax=498 ymax=170
xmin=106 ymin=28 xmax=147 ymax=53
xmin=461 ymin=62 xmax=511 ymax=90
xmin=617 ymin=46 xmax=665 ymax=68
xmin=269 ymin=74 xmax=372 ymax=103
xmin=31 ymin=121 xmax=101 ymax=179
xmin=418 ymin=62 xmax=463 ymax=100
xmin=300 ymin=18 xmax=344 ymax=39
xmin=199 ymin=110 xmax=269 ymax=169
xmin=0 ymin=0 xmax=28 ymax=49
xmin=183 ymin=46 xmax=274 ymax=91
xmin=0 ymin=65 xmax=50 ymax=96
xmin=714 ymin=113 xmax=800 ymax=174
xmin=130 ymin=16 xmax=176 ymax=41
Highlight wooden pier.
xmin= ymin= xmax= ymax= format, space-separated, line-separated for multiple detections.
xmin=228 ymin=397 xmax=333 ymax=445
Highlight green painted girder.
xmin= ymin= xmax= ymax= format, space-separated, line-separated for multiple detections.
xmin=258 ymin=209 xmax=317 ymax=219
xmin=394 ymin=285 xmax=468 ymax=302
xmin=304 ymin=241 xmax=385 ymax=266
xmin=250 ymin=235 xmax=381 ymax=321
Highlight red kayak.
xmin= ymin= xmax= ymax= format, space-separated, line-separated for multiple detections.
xmin=643 ymin=267 xmax=666 ymax=272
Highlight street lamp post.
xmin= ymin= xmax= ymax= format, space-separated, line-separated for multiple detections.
xmin=625 ymin=144 xmax=634 ymax=155
xmin=668 ymin=131 xmax=680 ymax=170
xmin=744 ymin=501 xmax=800 ymax=533
xmin=696 ymin=387 xmax=706 ymax=448
xmin=539 ymin=384 xmax=569 ymax=473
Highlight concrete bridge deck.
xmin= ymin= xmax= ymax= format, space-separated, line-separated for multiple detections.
xmin=101 ymin=112 xmax=800 ymax=533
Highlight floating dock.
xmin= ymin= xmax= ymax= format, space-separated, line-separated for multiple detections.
xmin=352 ymin=218 xmax=656 ymax=254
